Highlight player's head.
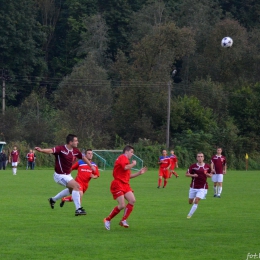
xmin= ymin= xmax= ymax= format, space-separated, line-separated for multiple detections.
xmin=162 ymin=149 xmax=167 ymax=156
xmin=29 ymin=149 xmax=33 ymax=153
xmin=170 ymin=150 xmax=174 ymax=155
xmin=13 ymin=146 xmax=17 ymax=150
xmin=123 ymin=145 xmax=134 ymax=159
xmin=86 ymin=149 xmax=93 ymax=160
xmin=196 ymin=152 xmax=204 ymax=163
xmin=66 ymin=134 xmax=78 ymax=148
xmin=216 ymin=147 xmax=222 ymax=155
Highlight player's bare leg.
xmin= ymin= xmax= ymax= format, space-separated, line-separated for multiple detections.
xmin=173 ymin=171 xmax=179 ymax=178
xmin=104 ymin=195 xmax=125 ymax=230
xmin=187 ymin=197 xmax=200 ymax=218
xmin=119 ymin=192 xmax=136 ymax=228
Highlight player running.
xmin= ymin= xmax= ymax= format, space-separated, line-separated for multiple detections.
xmin=35 ymin=134 xmax=95 ymax=216
xmin=186 ymin=152 xmax=212 ymax=218
xmin=169 ymin=149 xmax=179 ymax=178
xmin=157 ymin=149 xmax=171 ymax=188
xmin=60 ymin=149 xmax=99 ymax=207
xmin=211 ymin=147 xmax=227 ymax=198
xmin=103 ymin=145 xmax=147 ymax=230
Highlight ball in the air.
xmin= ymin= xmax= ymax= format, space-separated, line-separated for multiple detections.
xmin=221 ymin=37 xmax=233 ymax=48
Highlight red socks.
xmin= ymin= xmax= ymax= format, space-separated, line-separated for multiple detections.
xmin=106 ymin=206 xmax=121 ymax=221
xmin=122 ymin=204 xmax=134 ymax=221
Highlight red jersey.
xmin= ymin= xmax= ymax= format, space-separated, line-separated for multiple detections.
xmin=11 ymin=150 xmax=19 ymax=163
xmin=159 ymin=156 xmax=171 ymax=169
xmin=187 ymin=163 xmax=211 ymax=189
xmin=169 ymin=155 xmax=178 ymax=170
xmin=113 ymin=154 xmax=131 ymax=184
xmin=52 ymin=145 xmax=82 ymax=175
xmin=27 ymin=152 xmax=34 ymax=162
xmin=72 ymin=160 xmax=100 ymax=184
xmin=211 ymin=155 xmax=226 ymax=174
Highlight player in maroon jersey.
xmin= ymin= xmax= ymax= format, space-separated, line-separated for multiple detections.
xmin=35 ymin=134 xmax=95 ymax=216
xmin=169 ymin=150 xmax=179 ymax=178
xmin=9 ymin=146 xmax=20 ymax=175
xmin=157 ymin=149 xmax=171 ymax=188
xmin=60 ymin=149 xmax=100 ymax=207
xmin=186 ymin=152 xmax=212 ymax=218
xmin=211 ymin=147 xmax=227 ymax=198
xmin=103 ymin=145 xmax=147 ymax=230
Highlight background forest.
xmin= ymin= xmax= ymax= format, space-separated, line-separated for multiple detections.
xmin=0 ymin=0 xmax=260 ymax=169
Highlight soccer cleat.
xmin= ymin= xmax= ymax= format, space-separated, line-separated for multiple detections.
xmin=187 ymin=215 xmax=192 ymax=219
xmin=213 ymin=194 xmax=217 ymax=197
xmin=75 ymin=207 xmax=87 ymax=216
xmin=176 ymin=175 xmax=179 ymax=178
xmin=217 ymin=195 xmax=221 ymax=198
xmin=48 ymin=198 xmax=55 ymax=209
xmin=60 ymin=199 xmax=65 ymax=208
xmin=163 ymin=186 xmax=165 ymax=188
xmin=119 ymin=220 xmax=129 ymax=228
xmin=104 ymin=218 xmax=110 ymax=230
xmin=157 ymin=186 xmax=160 ymax=189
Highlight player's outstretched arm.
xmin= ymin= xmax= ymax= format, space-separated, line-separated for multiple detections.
xmin=82 ymin=155 xmax=96 ymax=172
xmin=130 ymin=166 xmax=148 ymax=179
xmin=34 ymin=147 xmax=53 ymax=154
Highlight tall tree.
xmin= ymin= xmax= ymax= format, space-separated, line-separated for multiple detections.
xmin=0 ymin=0 xmax=46 ymax=105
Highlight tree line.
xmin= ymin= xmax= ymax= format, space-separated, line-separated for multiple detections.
xmin=1 ymin=0 xmax=260 ymax=169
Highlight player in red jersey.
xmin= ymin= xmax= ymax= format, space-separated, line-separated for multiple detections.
xmin=211 ymin=147 xmax=227 ymax=198
xmin=157 ymin=149 xmax=171 ymax=188
xmin=9 ymin=146 xmax=20 ymax=175
xmin=60 ymin=149 xmax=100 ymax=207
xmin=169 ymin=149 xmax=179 ymax=178
xmin=35 ymin=134 xmax=95 ymax=216
xmin=103 ymin=145 xmax=147 ymax=230
xmin=186 ymin=152 xmax=212 ymax=218
xmin=26 ymin=149 xmax=35 ymax=170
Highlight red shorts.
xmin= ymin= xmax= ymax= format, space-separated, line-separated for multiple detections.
xmin=159 ymin=168 xmax=169 ymax=179
xmin=78 ymin=182 xmax=89 ymax=193
xmin=110 ymin=179 xmax=133 ymax=200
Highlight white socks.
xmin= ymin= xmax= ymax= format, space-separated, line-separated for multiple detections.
xmin=218 ymin=187 xmax=222 ymax=195
xmin=13 ymin=168 xmax=17 ymax=175
xmin=214 ymin=186 xmax=217 ymax=195
xmin=53 ymin=188 xmax=70 ymax=201
xmin=72 ymin=190 xmax=81 ymax=209
xmin=188 ymin=204 xmax=198 ymax=217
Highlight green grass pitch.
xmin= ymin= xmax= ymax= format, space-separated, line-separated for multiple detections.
xmin=0 ymin=168 xmax=259 ymax=260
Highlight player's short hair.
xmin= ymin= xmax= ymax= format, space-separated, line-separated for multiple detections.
xmin=123 ymin=145 xmax=134 ymax=153
xmin=86 ymin=149 xmax=92 ymax=152
xmin=197 ymin=152 xmax=204 ymax=156
xmin=66 ymin=134 xmax=77 ymax=144
xmin=217 ymin=147 xmax=222 ymax=150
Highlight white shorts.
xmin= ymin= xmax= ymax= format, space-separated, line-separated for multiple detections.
xmin=212 ymin=174 xmax=223 ymax=183
xmin=189 ymin=188 xmax=205 ymax=199
xmin=53 ymin=172 xmax=73 ymax=187
xmin=12 ymin=162 xmax=18 ymax=167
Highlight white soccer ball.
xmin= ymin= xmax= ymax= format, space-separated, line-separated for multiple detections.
xmin=221 ymin=37 xmax=233 ymax=48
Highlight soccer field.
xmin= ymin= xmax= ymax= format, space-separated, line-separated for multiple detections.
xmin=0 ymin=168 xmax=259 ymax=260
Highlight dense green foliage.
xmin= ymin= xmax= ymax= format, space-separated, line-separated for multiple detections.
xmin=1 ymin=0 xmax=260 ymax=169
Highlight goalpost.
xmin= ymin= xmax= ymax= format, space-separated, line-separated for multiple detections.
xmin=93 ymin=150 xmax=144 ymax=171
